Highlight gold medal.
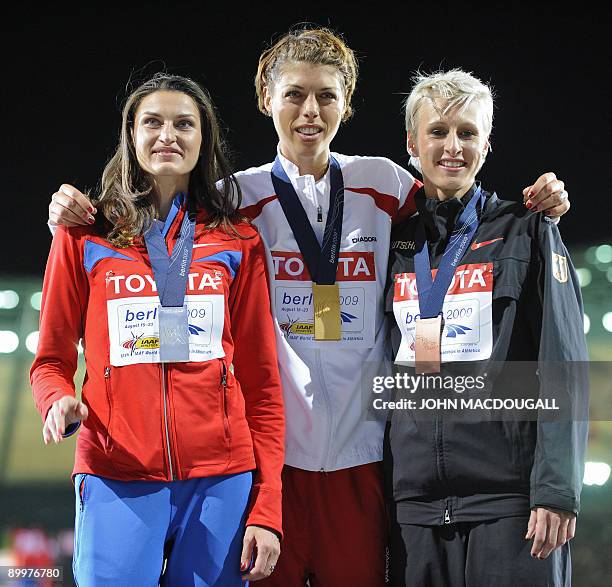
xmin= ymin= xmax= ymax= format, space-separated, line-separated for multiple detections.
xmin=313 ymin=283 xmax=342 ymax=340
xmin=415 ymin=315 xmax=443 ymax=373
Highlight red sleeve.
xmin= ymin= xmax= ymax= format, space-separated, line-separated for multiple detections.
xmin=30 ymin=227 xmax=89 ymax=422
xmin=228 ymin=226 xmax=285 ymax=537
xmin=392 ymin=179 xmax=422 ymax=225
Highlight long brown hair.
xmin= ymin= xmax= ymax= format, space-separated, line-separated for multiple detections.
xmin=95 ymin=73 xmax=242 ymax=246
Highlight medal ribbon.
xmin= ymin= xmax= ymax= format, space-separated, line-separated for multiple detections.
xmin=144 ymin=193 xmax=195 ymax=307
xmin=414 ymin=185 xmax=485 ymax=318
xmin=271 ymin=155 xmax=344 ymax=285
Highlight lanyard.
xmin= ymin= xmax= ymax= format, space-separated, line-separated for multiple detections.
xmin=414 ymin=186 xmax=485 ymax=318
xmin=271 ymin=155 xmax=344 ymax=285
xmin=144 ymin=197 xmax=195 ymax=308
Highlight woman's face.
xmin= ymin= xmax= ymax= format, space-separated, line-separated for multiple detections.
xmin=132 ymin=90 xmax=202 ymax=181
xmin=264 ymin=61 xmax=345 ymax=166
xmin=409 ymin=97 xmax=490 ymax=199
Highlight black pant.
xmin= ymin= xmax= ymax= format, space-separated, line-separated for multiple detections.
xmin=390 ymin=516 xmax=571 ymax=587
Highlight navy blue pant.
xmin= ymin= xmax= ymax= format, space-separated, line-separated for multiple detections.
xmin=73 ymin=472 xmax=252 ymax=587
xmin=390 ymin=515 xmax=571 ymax=587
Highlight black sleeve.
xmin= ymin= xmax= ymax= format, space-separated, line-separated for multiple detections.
xmin=385 ymin=227 xmax=406 ymax=362
xmin=529 ymin=216 xmax=590 ymax=515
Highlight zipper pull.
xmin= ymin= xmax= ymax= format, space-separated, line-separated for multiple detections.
xmin=221 ymin=361 xmax=227 ymax=387
xmin=104 ymin=367 xmax=111 ymax=378
xmin=317 ymin=205 xmax=323 ymax=223
xmin=444 ymin=507 xmax=451 ymax=524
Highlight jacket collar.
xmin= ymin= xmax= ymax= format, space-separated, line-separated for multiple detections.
xmin=415 ymin=183 xmax=498 ymax=240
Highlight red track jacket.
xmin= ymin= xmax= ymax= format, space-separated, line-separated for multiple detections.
xmin=31 ymin=199 xmax=285 ymax=536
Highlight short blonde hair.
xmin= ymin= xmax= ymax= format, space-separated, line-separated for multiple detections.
xmin=405 ymin=69 xmax=494 ymax=138
xmin=254 ymin=26 xmax=359 ymax=121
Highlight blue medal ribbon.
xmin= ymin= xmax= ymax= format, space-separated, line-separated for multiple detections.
xmin=144 ymin=193 xmax=195 ymax=307
xmin=271 ymin=155 xmax=344 ymax=285
xmin=414 ymin=186 xmax=485 ymax=318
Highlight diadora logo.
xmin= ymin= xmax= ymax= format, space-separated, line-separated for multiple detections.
xmin=394 ymin=263 xmax=493 ymax=301
xmin=107 ymin=271 xmax=223 ymax=297
xmin=271 ymin=251 xmax=376 ymax=282
xmin=351 ymin=235 xmax=377 ymax=243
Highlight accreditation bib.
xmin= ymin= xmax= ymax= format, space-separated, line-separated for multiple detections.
xmin=393 ymin=263 xmax=493 ymax=365
xmin=107 ymin=294 xmax=225 ymax=366
xmin=271 ymin=250 xmax=376 ymax=348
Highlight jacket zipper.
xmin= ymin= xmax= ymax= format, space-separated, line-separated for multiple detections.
xmin=315 ymin=349 xmax=334 ymax=471
xmin=104 ymin=367 xmax=112 ymax=451
xmin=161 ymin=364 xmax=175 ymax=481
xmin=435 ymin=413 xmax=454 ymax=524
xmin=220 ymin=359 xmax=230 ymax=438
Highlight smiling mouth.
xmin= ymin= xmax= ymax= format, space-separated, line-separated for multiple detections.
xmin=154 ymin=149 xmax=181 ymax=156
xmin=295 ymin=127 xmax=323 ymax=136
xmin=439 ymin=160 xmax=466 ymax=168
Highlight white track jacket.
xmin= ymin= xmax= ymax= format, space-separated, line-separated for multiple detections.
xmin=235 ymin=151 xmax=420 ymax=471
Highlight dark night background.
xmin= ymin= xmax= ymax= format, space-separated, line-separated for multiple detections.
xmin=0 ymin=2 xmax=608 ymax=276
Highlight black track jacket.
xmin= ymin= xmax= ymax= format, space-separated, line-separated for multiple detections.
xmin=384 ymin=185 xmax=589 ymax=525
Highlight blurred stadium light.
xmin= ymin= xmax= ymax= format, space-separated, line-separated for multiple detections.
xmin=584 ymin=462 xmax=611 ymax=486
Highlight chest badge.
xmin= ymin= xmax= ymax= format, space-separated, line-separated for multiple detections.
xmin=552 ymin=252 xmax=568 ymax=283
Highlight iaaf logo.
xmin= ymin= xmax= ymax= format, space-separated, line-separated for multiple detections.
xmin=279 ymin=311 xmax=358 ymax=338
xmin=107 ymin=271 xmax=223 ymax=296
xmin=394 ymin=263 xmax=493 ymax=301
xmin=271 ymin=251 xmax=375 ymax=282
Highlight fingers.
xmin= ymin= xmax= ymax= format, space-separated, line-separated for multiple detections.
xmin=240 ymin=532 xmax=255 ymax=575
xmin=567 ymin=516 xmax=577 ymax=541
xmin=537 ymin=515 xmax=560 ymax=559
xmin=49 ymin=184 xmax=96 ymax=227
xmin=241 ymin=527 xmax=281 ymax=582
xmin=525 ymin=172 xmax=557 ymax=204
xmin=59 ymin=184 xmax=96 ymax=214
xmin=43 ymin=409 xmax=61 ymax=444
xmin=531 ymin=509 xmax=548 ymax=557
xmin=533 ymin=187 xmax=569 ymax=217
xmin=556 ymin=518 xmax=569 ymax=550
xmin=525 ymin=509 xmax=537 ymax=539
xmin=42 ymin=396 xmax=83 ymax=445
xmin=42 ymin=419 xmax=53 ymax=445
xmin=242 ymin=545 xmax=272 ymax=582
xmin=76 ymin=402 xmax=89 ymax=421
xmin=525 ymin=173 xmax=565 ymax=211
